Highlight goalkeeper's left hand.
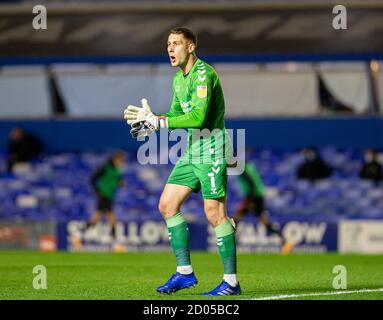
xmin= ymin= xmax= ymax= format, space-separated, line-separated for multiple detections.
xmin=130 ymin=121 xmax=155 ymax=139
xmin=123 ymin=98 xmax=168 ymax=131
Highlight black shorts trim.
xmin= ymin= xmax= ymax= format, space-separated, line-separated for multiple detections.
xmin=239 ymin=196 xmax=265 ymax=216
xmin=97 ymin=196 xmax=113 ymax=212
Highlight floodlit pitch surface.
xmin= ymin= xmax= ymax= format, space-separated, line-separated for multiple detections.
xmin=1 ymin=251 xmax=382 ymax=300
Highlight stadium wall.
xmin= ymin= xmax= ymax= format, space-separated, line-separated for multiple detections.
xmin=2 ymin=217 xmax=383 ymax=253
xmin=46 ymin=217 xmax=383 ymax=254
xmin=1 ymin=62 xmax=378 ymax=118
xmin=58 ymin=218 xmax=338 ymax=253
xmin=1 ymin=117 xmax=383 ymax=152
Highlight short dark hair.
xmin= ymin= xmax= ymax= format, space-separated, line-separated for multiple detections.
xmin=169 ymin=27 xmax=197 ymax=45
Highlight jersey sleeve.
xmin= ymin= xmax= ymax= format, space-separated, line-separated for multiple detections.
xmin=249 ymin=164 xmax=265 ymax=196
xmin=167 ymin=72 xmax=213 ymax=129
xmin=90 ymin=163 xmax=107 ymax=191
xmin=160 ymin=93 xmax=183 ymax=117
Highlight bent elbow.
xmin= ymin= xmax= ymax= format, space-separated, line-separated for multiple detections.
xmin=191 ymin=112 xmax=206 ymax=128
xmin=190 ymin=119 xmax=205 ymax=129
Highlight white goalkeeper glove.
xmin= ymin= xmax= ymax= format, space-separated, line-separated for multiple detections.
xmin=123 ymin=98 xmax=168 ymax=131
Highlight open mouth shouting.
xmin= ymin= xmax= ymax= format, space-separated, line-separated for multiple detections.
xmin=169 ymin=55 xmax=176 ymax=64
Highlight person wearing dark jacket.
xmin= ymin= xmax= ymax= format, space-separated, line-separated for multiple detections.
xmin=7 ymin=127 xmax=42 ymax=172
xmin=360 ymin=149 xmax=382 ymax=185
xmin=297 ymin=147 xmax=333 ymax=181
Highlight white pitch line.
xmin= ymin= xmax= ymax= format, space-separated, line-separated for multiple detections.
xmin=252 ymin=288 xmax=383 ymax=300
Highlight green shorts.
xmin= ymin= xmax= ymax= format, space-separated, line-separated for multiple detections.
xmin=167 ymin=159 xmax=228 ymax=199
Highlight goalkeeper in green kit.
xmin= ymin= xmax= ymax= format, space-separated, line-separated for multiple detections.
xmin=124 ymin=27 xmax=240 ymax=296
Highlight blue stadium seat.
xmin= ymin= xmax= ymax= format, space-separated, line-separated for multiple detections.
xmin=2 ymin=148 xmax=383 ymax=221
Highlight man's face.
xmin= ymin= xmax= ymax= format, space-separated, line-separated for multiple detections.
xmin=10 ymin=128 xmax=23 ymax=140
xmin=167 ymin=33 xmax=194 ymax=68
xmin=365 ymin=150 xmax=375 ymax=162
xmin=113 ymin=155 xmax=125 ymax=168
xmin=304 ymin=149 xmax=316 ymax=161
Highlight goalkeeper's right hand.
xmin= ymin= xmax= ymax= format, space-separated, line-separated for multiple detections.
xmin=124 ymin=98 xmax=152 ymax=125
xmin=123 ymin=98 xmax=167 ymax=131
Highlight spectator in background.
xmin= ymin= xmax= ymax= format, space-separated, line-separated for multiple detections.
xmin=7 ymin=127 xmax=43 ymax=172
xmin=234 ymin=161 xmax=293 ymax=255
xmin=360 ymin=149 xmax=382 ymax=185
xmin=74 ymin=151 xmax=126 ymax=250
xmin=297 ymin=146 xmax=333 ymax=181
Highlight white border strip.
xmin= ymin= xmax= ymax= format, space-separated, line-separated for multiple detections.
xmin=252 ymin=288 xmax=383 ymax=300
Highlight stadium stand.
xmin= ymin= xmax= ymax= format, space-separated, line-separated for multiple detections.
xmin=1 ymin=148 xmax=382 ymax=224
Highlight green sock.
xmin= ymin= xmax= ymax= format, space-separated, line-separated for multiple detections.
xmin=215 ymin=219 xmax=237 ymax=274
xmin=165 ymin=213 xmax=191 ymax=266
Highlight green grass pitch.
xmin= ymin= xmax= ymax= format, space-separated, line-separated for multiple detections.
xmin=1 ymin=251 xmax=383 ymax=300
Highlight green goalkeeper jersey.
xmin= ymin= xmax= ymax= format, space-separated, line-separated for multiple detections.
xmin=162 ymin=58 xmax=232 ymax=163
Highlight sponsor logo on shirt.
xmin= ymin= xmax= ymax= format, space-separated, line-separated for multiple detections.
xmin=181 ymin=101 xmax=192 ymax=113
xmin=197 ymin=85 xmax=207 ymax=98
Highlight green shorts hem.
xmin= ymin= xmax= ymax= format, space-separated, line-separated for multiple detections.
xmin=201 ymin=191 xmax=226 ymax=200
xmin=167 ymin=160 xmax=228 ymax=199
xmin=166 ymin=181 xmax=200 ymax=193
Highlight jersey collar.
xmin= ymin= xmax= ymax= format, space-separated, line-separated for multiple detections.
xmin=183 ymin=57 xmax=200 ymax=78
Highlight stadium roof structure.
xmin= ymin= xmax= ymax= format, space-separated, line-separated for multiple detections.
xmin=0 ymin=1 xmax=382 ymax=60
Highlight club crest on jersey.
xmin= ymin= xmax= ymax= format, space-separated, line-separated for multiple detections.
xmin=197 ymin=85 xmax=207 ymax=98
